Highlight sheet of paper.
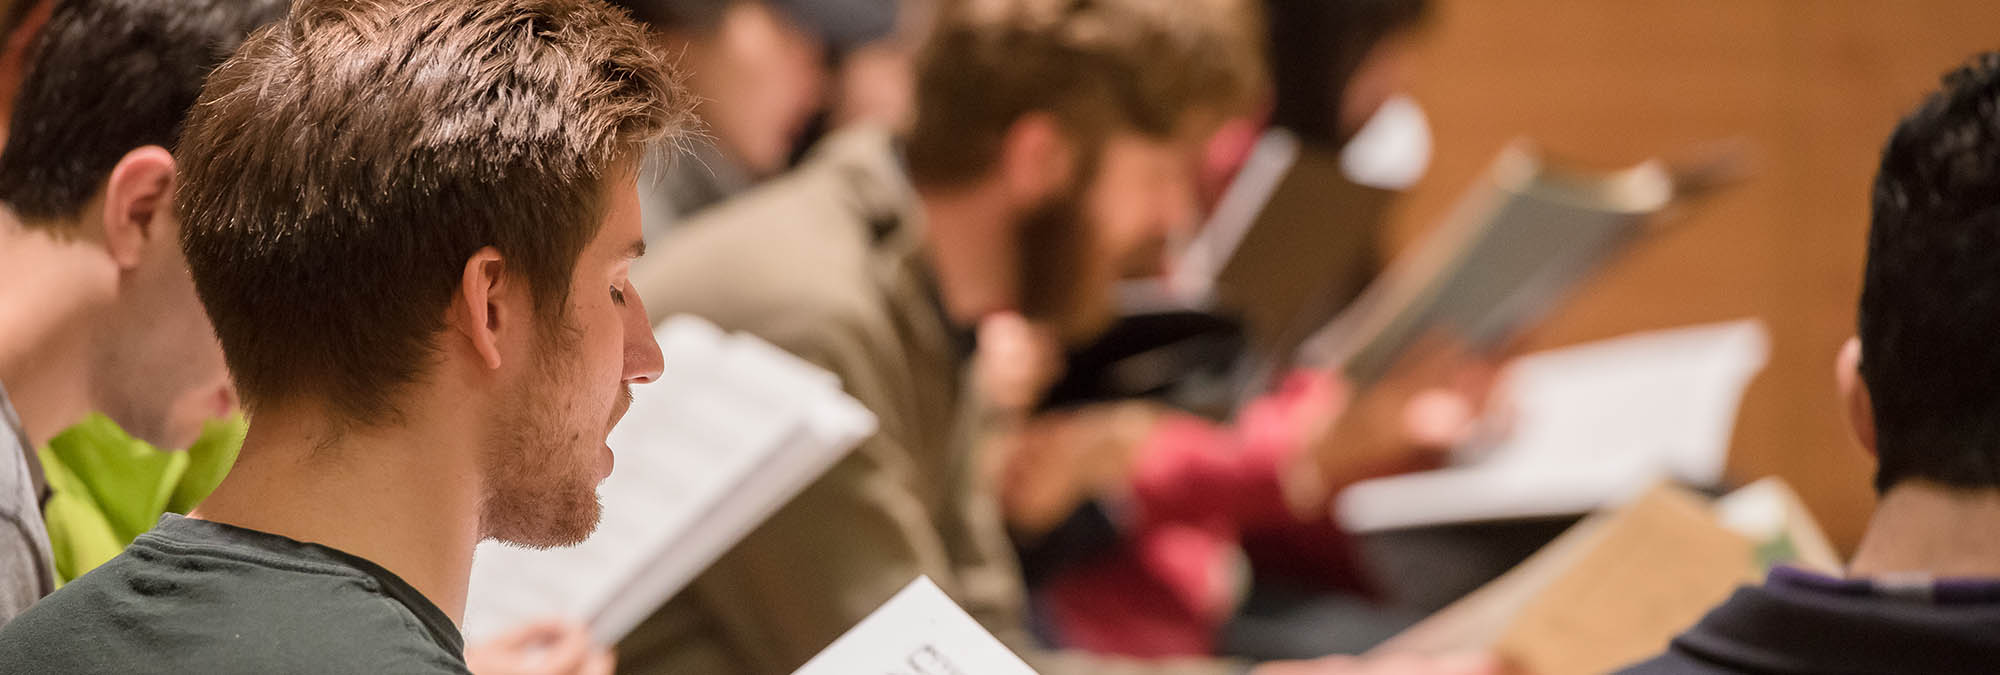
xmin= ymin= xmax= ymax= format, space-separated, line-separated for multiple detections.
xmin=463 ymin=316 xmax=877 ymax=644
xmin=793 ymin=577 xmax=1039 ymax=675
xmin=1337 ymin=319 xmax=1769 ymax=532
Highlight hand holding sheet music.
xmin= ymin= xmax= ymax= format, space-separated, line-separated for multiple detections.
xmin=1301 ymin=337 xmax=1496 ymax=500
xmin=1337 ymin=320 xmax=1770 ymax=532
xmin=1140 ymin=132 xmax=1743 ymax=417
xmin=1296 ymin=143 xmax=1694 ymax=390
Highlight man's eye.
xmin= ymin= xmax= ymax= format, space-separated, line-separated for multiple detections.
xmin=610 ymin=285 xmax=627 ymax=305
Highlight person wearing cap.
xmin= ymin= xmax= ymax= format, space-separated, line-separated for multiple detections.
xmin=610 ymin=0 xmax=902 ymax=242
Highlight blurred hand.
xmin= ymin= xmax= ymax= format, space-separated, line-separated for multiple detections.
xmin=1253 ymin=652 xmax=1506 ymax=675
xmin=465 ymin=619 xmax=613 ymax=675
xmin=1290 ymin=340 xmax=1502 ymax=512
xmin=997 ymin=402 xmax=1160 ymax=536
xmin=973 ymin=312 xmax=1066 ymax=416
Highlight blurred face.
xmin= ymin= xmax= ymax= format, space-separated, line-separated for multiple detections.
xmin=1019 ymin=125 xmax=1208 ymax=343
xmin=677 ymin=2 xmax=827 ymax=175
xmin=480 ymin=169 xmax=664 ymax=548
xmin=89 ymin=208 xmax=233 ymax=450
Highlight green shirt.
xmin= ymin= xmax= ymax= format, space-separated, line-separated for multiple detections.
xmin=0 ymin=514 xmax=469 ymax=673
xmin=38 ymin=413 xmax=243 ymax=585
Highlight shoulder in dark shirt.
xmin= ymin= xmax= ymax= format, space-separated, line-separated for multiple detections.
xmin=1621 ymin=568 xmax=2000 ymax=674
xmin=0 ymin=514 xmax=469 ymax=674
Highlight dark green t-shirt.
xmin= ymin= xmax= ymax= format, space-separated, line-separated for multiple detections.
xmin=0 ymin=514 xmax=469 ymax=673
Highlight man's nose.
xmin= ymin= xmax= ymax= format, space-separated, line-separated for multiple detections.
xmin=623 ymin=289 xmax=664 ymax=384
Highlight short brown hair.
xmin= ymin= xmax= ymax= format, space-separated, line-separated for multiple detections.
xmin=177 ymin=0 xmax=692 ymax=423
xmin=904 ymin=0 xmax=1266 ymax=187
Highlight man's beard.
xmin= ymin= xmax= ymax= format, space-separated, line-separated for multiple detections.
xmin=478 ymin=316 xmax=607 ymax=549
xmin=1016 ymin=185 xmax=1110 ymax=343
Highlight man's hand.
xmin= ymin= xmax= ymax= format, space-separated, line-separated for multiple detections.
xmin=1253 ymin=652 xmax=1506 ymax=675
xmin=973 ymin=312 xmax=1066 ymax=415
xmin=464 ymin=619 xmax=614 ymax=675
xmin=1288 ymin=341 xmax=1501 ymax=513
xmin=997 ymin=402 xmax=1159 ymax=536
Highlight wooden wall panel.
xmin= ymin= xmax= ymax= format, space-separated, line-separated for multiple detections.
xmin=1391 ymin=0 xmax=2000 ymax=551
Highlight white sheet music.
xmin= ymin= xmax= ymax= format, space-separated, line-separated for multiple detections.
xmin=1337 ymin=319 xmax=1769 ymax=532
xmin=793 ymin=577 xmax=1039 ymax=675
xmin=463 ymin=316 xmax=877 ymax=645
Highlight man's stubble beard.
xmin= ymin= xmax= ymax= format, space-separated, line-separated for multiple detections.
xmin=478 ymin=315 xmax=604 ymax=549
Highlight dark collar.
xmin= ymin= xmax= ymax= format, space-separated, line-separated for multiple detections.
xmin=146 ymin=514 xmax=467 ymax=657
xmin=1666 ymin=567 xmax=2000 ymax=672
xmin=1768 ymin=565 xmax=2000 ymax=605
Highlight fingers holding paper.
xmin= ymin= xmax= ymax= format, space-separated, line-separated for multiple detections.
xmin=1291 ymin=335 xmax=1506 ymax=511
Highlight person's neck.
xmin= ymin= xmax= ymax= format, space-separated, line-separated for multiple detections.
xmin=917 ymin=183 xmax=1019 ymax=326
xmin=1848 ymin=480 xmax=2000 ymax=579
xmin=0 ymin=219 xmax=117 ymax=447
xmin=191 ymin=398 xmax=486 ymax=624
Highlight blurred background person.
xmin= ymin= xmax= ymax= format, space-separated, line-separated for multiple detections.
xmin=625 ymin=0 xmax=1263 ymax=669
xmin=609 ymin=0 xmax=905 ymax=241
xmin=625 ymin=0 xmax=1492 ymax=672
xmin=1002 ymin=0 xmax=1472 ymax=661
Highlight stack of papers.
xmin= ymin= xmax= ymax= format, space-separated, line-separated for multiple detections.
xmin=1337 ymin=320 xmax=1770 ymax=533
xmin=463 ymin=316 xmax=877 ymax=644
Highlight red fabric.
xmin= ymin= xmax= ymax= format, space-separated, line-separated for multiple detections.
xmin=1039 ymin=372 xmax=1376 ymax=657
xmin=1040 ymin=523 xmax=1234 ymax=657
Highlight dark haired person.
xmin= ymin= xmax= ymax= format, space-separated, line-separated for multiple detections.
xmin=0 ymin=0 xmax=285 ymax=627
xmin=1622 ymin=53 xmax=2000 ymax=673
xmin=0 ymin=0 xmax=691 ymax=671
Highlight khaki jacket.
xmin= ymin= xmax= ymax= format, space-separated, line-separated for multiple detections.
xmin=620 ymin=129 xmax=1239 ymax=675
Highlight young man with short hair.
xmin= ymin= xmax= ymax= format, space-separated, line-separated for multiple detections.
xmin=1623 ymin=53 xmax=2000 ymax=673
xmin=0 ymin=0 xmax=285 ymax=627
xmin=0 ymin=0 xmax=692 ymax=671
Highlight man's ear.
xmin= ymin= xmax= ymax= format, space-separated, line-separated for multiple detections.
xmin=453 ymin=247 xmax=510 ymax=371
xmin=997 ymin=113 xmax=1074 ymax=207
xmin=1837 ymin=336 xmax=1877 ymax=456
xmin=99 ymin=146 xmax=177 ymax=270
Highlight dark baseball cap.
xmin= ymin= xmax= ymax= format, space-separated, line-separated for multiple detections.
xmin=614 ymin=0 xmax=900 ymax=52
